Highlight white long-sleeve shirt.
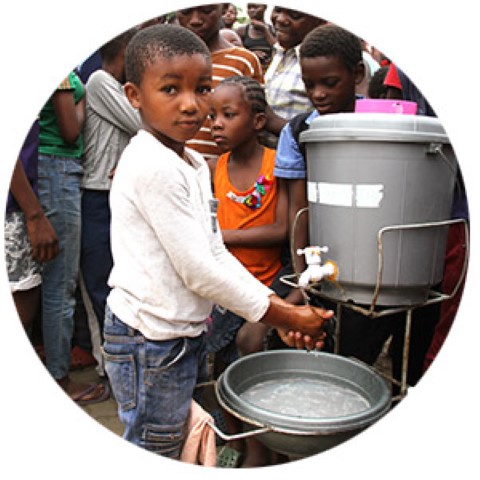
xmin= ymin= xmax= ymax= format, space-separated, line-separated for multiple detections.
xmin=107 ymin=130 xmax=272 ymax=340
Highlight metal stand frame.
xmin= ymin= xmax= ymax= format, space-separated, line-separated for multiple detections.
xmin=282 ymin=215 xmax=469 ymax=401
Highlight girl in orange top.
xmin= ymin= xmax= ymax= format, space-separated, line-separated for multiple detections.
xmin=209 ymin=76 xmax=288 ymax=285
xmin=209 ymin=75 xmax=289 ymax=349
xmin=207 ymin=75 xmax=290 ymax=467
xmin=214 ymin=141 xmax=282 ymax=286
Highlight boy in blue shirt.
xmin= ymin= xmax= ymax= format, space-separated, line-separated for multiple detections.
xmin=275 ymin=24 xmax=365 ymax=243
xmin=274 ymin=24 xmax=389 ymax=361
xmin=274 ymin=24 xmax=444 ymax=391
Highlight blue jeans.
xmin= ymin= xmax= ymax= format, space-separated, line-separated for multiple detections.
xmin=103 ymin=308 xmax=208 ymax=458
xmin=80 ymin=189 xmax=113 ymax=334
xmin=38 ymin=154 xmax=83 ymax=379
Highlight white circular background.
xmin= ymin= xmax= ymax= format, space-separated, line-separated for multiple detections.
xmin=1 ymin=1 xmax=477 ymax=478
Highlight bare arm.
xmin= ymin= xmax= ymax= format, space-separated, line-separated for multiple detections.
xmin=261 ymin=294 xmax=333 ymax=350
xmin=264 ymin=104 xmax=287 ymax=137
xmin=52 ymin=90 xmax=86 ymax=144
xmin=250 ymin=19 xmax=276 ymax=46
xmin=222 ymin=177 xmax=288 ymax=247
xmin=10 ymin=159 xmax=58 ymax=262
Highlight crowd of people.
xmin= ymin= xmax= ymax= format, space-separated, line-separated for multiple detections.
xmin=5 ymin=3 xmax=468 ymax=468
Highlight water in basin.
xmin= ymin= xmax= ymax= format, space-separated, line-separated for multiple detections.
xmin=240 ymin=377 xmax=370 ymax=418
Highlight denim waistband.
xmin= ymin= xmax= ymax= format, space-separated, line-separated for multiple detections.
xmin=39 ymin=153 xmax=83 ymax=162
xmin=103 ymin=309 xmax=144 ymax=343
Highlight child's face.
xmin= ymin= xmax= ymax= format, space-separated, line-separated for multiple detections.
xmin=125 ymin=53 xmax=212 ymax=154
xmin=223 ymin=5 xmax=237 ymax=25
xmin=209 ymin=84 xmax=265 ymax=153
xmin=177 ymin=5 xmax=223 ymax=45
xmin=300 ymin=55 xmax=364 ymax=115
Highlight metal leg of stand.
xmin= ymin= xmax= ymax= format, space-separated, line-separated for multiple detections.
xmin=334 ymin=304 xmax=342 ymax=354
xmin=400 ymin=309 xmax=413 ymax=399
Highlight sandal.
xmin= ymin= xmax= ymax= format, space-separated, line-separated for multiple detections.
xmin=71 ymin=383 xmax=111 ymax=406
xmin=216 ymin=445 xmax=243 ymax=468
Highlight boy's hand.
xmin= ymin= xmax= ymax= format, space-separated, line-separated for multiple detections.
xmin=277 ymin=328 xmax=327 ymax=351
xmin=261 ymin=295 xmax=334 ymax=347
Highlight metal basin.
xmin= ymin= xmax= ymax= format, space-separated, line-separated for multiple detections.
xmin=215 ymin=350 xmax=391 ymax=458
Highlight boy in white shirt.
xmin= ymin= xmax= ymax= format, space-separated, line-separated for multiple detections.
xmin=103 ymin=23 xmax=332 ymax=459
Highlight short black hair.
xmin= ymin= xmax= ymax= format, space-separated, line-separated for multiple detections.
xmin=125 ymin=23 xmax=211 ymax=85
xmin=368 ymin=65 xmax=389 ymax=99
xmin=218 ymin=75 xmax=267 ymax=114
xmin=300 ymin=24 xmax=362 ymax=72
xmin=100 ymin=27 xmax=139 ymax=63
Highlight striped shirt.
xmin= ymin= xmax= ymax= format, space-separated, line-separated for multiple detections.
xmin=264 ymin=43 xmax=313 ymax=121
xmin=186 ymin=46 xmax=264 ymax=161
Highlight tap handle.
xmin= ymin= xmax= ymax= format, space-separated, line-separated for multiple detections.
xmin=297 ymin=246 xmax=329 ymax=256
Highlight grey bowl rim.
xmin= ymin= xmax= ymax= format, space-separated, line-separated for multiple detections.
xmin=215 ymin=350 xmax=392 ymax=435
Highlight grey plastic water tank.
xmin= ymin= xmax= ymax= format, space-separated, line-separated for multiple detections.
xmin=300 ymin=113 xmax=457 ymax=306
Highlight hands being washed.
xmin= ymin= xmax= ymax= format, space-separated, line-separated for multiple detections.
xmin=277 ymin=328 xmax=328 ymax=351
xmin=261 ymin=295 xmax=334 ymax=351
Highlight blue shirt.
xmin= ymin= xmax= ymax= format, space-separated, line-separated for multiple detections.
xmin=274 ymin=110 xmax=319 ymax=179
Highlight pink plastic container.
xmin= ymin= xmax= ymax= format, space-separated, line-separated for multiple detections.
xmin=355 ymin=99 xmax=418 ymax=115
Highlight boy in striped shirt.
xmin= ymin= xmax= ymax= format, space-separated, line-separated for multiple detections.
xmin=177 ymin=4 xmax=263 ymax=163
